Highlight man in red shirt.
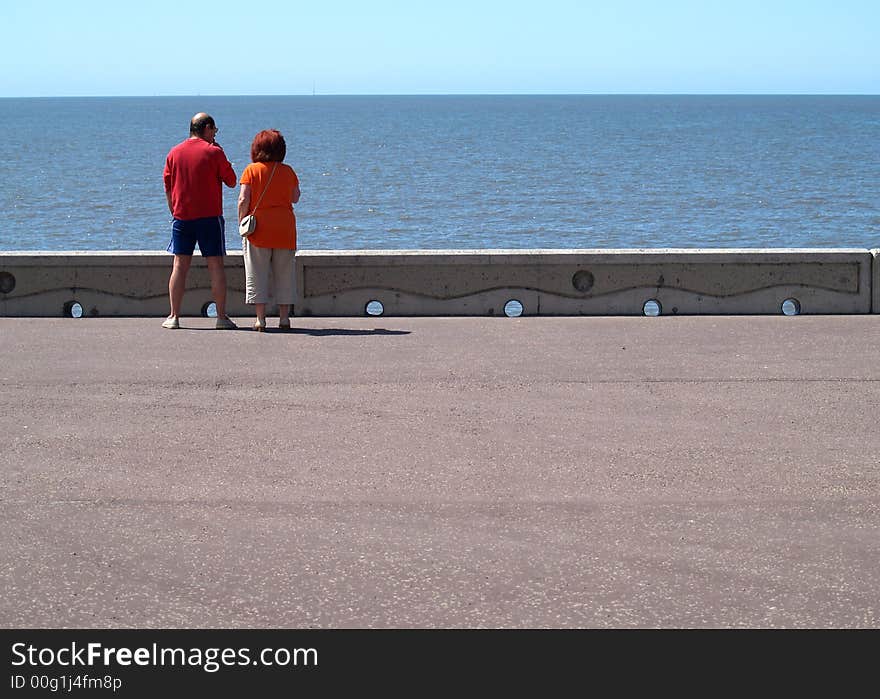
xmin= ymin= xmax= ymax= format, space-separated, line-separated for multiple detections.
xmin=162 ymin=113 xmax=238 ymax=329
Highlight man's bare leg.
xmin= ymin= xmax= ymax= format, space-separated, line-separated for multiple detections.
xmin=168 ymin=254 xmax=192 ymax=318
xmin=206 ymin=256 xmax=237 ymax=328
xmin=205 ymin=256 xmax=228 ymax=318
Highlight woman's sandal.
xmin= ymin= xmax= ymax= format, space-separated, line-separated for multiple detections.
xmin=253 ymin=318 xmax=266 ymax=332
xmin=278 ymin=318 xmax=291 ymax=331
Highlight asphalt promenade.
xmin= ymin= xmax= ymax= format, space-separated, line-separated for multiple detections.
xmin=1 ymin=315 xmax=879 ymax=628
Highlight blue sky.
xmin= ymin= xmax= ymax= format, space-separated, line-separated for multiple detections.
xmin=3 ymin=0 xmax=878 ymax=96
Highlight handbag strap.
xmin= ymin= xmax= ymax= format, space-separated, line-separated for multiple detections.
xmin=248 ymin=162 xmax=279 ymax=215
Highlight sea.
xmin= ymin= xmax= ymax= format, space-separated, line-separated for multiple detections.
xmin=0 ymin=95 xmax=877 ymax=251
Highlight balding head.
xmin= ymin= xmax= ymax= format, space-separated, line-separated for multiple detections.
xmin=189 ymin=113 xmax=216 ymax=138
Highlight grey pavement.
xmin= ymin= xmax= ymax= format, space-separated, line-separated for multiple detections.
xmin=1 ymin=315 xmax=879 ymax=628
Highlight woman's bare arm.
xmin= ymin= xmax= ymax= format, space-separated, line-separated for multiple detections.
xmin=238 ymin=184 xmax=252 ymax=221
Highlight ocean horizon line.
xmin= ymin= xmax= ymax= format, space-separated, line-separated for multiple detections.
xmin=2 ymin=92 xmax=878 ymax=100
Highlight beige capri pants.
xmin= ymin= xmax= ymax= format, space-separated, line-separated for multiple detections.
xmin=243 ymin=241 xmax=296 ymax=305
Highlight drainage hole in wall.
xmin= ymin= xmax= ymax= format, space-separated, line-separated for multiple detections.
xmin=202 ymin=302 xmax=218 ymax=318
xmin=65 ymin=301 xmax=84 ymax=319
xmin=571 ymin=270 xmax=594 ymax=293
xmin=0 ymin=271 xmax=15 ymax=294
xmin=643 ymin=299 xmax=662 ymax=316
xmin=365 ymin=300 xmax=384 ymax=316
xmin=504 ymin=300 xmax=523 ymax=317
xmin=781 ymin=298 xmax=801 ymax=316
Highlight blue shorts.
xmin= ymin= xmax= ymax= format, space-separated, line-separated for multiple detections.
xmin=167 ymin=216 xmax=226 ymax=256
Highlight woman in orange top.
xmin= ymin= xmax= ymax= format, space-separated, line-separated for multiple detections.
xmin=238 ymin=129 xmax=301 ymax=331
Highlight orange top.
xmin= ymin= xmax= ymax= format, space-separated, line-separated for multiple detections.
xmin=240 ymin=162 xmax=299 ymax=249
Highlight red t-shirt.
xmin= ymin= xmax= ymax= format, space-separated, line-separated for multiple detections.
xmin=163 ymin=138 xmax=236 ymax=220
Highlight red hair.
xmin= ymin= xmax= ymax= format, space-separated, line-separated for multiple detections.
xmin=250 ymin=129 xmax=286 ymax=162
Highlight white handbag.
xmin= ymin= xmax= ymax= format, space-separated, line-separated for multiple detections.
xmin=238 ymin=214 xmax=257 ymax=237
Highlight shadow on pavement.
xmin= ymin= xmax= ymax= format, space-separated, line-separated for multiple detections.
xmin=177 ymin=327 xmax=410 ymax=336
xmin=288 ymin=327 xmax=410 ymax=336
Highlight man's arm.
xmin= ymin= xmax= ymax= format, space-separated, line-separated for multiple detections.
xmin=214 ymin=144 xmax=237 ymax=188
xmin=163 ymin=157 xmax=174 ymax=214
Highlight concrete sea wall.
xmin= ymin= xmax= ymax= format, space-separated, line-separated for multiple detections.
xmin=0 ymin=249 xmax=877 ymax=317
